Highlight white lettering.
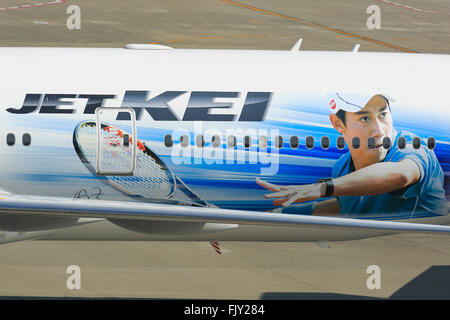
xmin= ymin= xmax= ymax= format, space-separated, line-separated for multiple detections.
xmin=66 ymin=5 xmax=81 ymax=30
xmin=366 ymin=265 xmax=381 ymax=289
xmin=366 ymin=5 xmax=381 ymax=30
xmin=66 ymin=265 xmax=81 ymax=290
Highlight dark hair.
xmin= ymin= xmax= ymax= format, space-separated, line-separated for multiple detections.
xmin=336 ymin=109 xmax=346 ymax=126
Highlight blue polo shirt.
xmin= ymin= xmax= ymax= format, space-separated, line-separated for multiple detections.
xmin=332 ymin=130 xmax=447 ymax=218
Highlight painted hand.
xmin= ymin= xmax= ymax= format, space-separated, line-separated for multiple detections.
xmin=256 ymin=178 xmax=324 ymax=207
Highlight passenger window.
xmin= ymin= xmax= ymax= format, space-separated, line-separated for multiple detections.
xmin=427 ymin=137 xmax=435 ymax=150
xmin=274 ymin=135 xmax=283 ymax=149
xmin=352 ymin=137 xmax=360 ymax=149
xmin=243 ymin=136 xmax=252 ymax=149
xmin=164 ymin=134 xmax=173 ymax=147
xmin=180 ymin=135 xmax=189 ymax=147
xmin=212 ymin=135 xmax=221 ymax=148
xmin=22 ymin=133 xmax=31 ymax=146
xmin=336 ymin=136 xmax=345 ymax=150
xmin=383 ymin=137 xmax=391 ymax=149
xmin=6 ymin=133 xmax=15 ymax=146
xmin=259 ymin=135 xmax=268 ymax=149
xmin=398 ymin=137 xmax=406 ymax=149
xmin=227 ymin=135 xmax=236 ymax=148
xmin=321 ymin=136 xmax=330 ymax=150
xmin=290 ymin=136 xmax=299 ymax=149
xmin=305 ymin=136 xmax=314 ymax=149
xmin=196 ymin=135 xmax=205 ymax=147
xmin=367 ymin=137 xmax=376 ymax=149
xmin=123 ymin=134 xmax=130 ymax=147
xmin=413 ymin=137 xmax=421 ymax=149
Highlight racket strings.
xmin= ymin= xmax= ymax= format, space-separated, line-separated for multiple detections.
xmin=76 ymin=123 xmax=175 ymax=199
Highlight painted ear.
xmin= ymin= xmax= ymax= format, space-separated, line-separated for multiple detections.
xmin=329 ymin=114 xmax=345 ymax=134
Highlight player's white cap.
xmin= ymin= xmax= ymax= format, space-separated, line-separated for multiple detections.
xmin=328 ymin=93 xmax=395 ymax=114
xmin=328 ymin=93 xmax=368 ymax=114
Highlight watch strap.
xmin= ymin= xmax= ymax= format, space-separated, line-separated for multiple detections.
xmin=318 ymin=178 xmax=334 ymax=197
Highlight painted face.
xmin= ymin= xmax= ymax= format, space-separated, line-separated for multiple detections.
xmin=342 ymin=95 xmax=394 ymax=168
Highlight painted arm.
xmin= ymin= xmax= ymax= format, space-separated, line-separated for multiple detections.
xmin=333 ymin=159 xmax=420 ymax=196
xmin=257 ymin=159 xmax=420 ymax=207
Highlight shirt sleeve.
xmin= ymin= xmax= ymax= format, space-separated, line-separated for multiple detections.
xmin=331 ymin=152 xmax=351 ymax=179
xmin=387 ymin=144 xmax=431 ymax=199
xmin=331 ymin=153 xmax=351 ymax=216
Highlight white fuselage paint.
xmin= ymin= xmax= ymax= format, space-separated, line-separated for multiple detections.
xmin=0 ymin=47 xmax=449 ymax=242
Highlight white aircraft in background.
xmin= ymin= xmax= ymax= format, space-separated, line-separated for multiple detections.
xmin=0 ymin=41 xmax=449 ymax=245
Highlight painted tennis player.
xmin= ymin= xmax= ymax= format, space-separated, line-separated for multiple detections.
xmin=257 ymin=93 xmax=447 ymax=217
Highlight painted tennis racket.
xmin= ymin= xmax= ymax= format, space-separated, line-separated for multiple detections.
xmin=73 ymin=121 xmax=213 ymax=207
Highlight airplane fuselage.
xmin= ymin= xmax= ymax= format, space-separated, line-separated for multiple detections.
xmin=0 ymin=47 xmax=449 ymax=242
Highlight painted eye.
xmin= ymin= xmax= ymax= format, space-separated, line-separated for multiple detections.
xmin=360 ymin=116 xmax=369 ymax=122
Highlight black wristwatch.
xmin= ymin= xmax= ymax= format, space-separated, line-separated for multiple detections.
xmin=317 ymin=178 xmax=334 ymax=197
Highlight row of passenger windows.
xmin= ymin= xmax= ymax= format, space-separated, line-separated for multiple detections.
xmin=5 ymin=133 xmax=31 ymax=146
xmin=4 ymin=132 xmax=437 ymax=150
xmin=164 ymin=134 xmax=436 ymax=150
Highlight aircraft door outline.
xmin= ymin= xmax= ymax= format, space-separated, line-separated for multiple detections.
xmin=95 ymin=107 xmax=137 ymax=176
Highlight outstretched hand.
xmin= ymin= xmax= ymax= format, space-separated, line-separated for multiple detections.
xmin=256 ymin=178 xmax=324 ymax=207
